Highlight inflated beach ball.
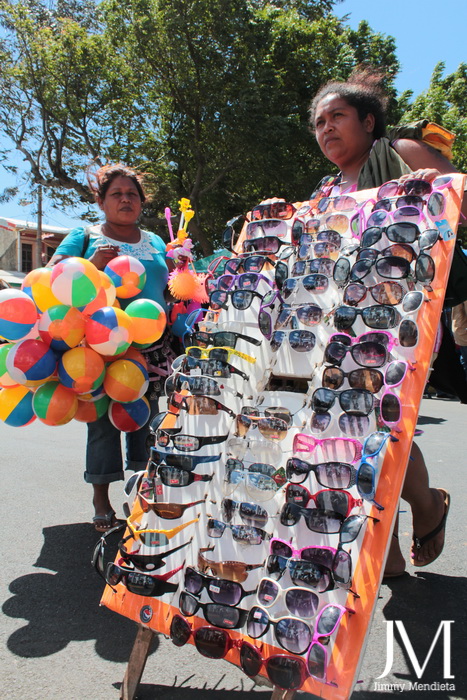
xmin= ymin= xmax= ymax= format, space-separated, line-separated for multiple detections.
xmin=103 ymin=358 xmax=149 ymax=402
xmin=6 ymin=339 xmax=57 ymax=387
xmin=75 ymin=384 xmax=107 ymax=403
xmin=108 ymin=396 xmax=150 ymax=432
xmin=38 ymin=304 xmax=86 ymax=351
xmin=125 ymin=298 xmax=166 ymax=348
xmin=104 ymin=255 xmax=146 ymax=299
xmin=32 ymin=380 xmax=78 ymax=426
xmin=58 ymin=346 xmax=105 ymax=394
xmin=82 ymin=271 xmax=117 ymax=318
xmin=118 ymin=347 xmax=148 ymax=369
xmin=50 ymin=257 xmax=101 ymax=307
xmin=74 ymin=394 xmax=110 ymax=423
xmin=0 ymin=385 xmax=35 ymax=427
xmin=0 ymin=288 xmax=39 ymax=341
xmin=21 ymin=267 xmax=60 ymax=313
xmin=0 ymin=343 xmax=19 ymax=388
xmin=85 ymin=306 xmax=134 ymax=356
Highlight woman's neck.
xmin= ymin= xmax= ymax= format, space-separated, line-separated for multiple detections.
xmin=101 ymin=221 xmax=141 ymax=243
xmin=338 ymin=146 xmax=374 ymax=189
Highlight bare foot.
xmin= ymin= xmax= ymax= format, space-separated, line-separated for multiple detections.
xmin=384 ymin=534 xmax=406 ymax=577
xmin=411 ymin=488 xmax=450 ymax=567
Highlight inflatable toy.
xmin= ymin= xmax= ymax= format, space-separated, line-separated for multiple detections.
xmin=21 ymin=267 xmax=60 ymax=312
xmin=50 ymin=257 xmax=101 ymax=307
xmin=81 ymin=271 xmax=117 ymax=317
xmin=85 ymin=306 xmax=134 ymax=356
xmin=0 ymin=385 xmax=35 ymax=426
xmin=38 ymin=304 xmax=85 ymax=351
xmin=74 ymin=394 xmax=110 ymax=423
xmin=58 ymin=346 xmax=105 ymax=394
xmin=108 ymin=396 xmax=150 ymax=432
xmin=104 ymin=255 xmax=146 ymax=299
xmin=0 ymin=343 xmax=18 ymax=388
xmin=125 ymin=298 xmax=166 ymax=348
xmin=0 ymin=289 xmax=38 ymax=341
xmin=6 ymin=339 xmax=57 ymax=387
xmin=103 ymin=358 xmax=148 ymax=402
xmin=32 ymin=380 xmax=78 ymax=426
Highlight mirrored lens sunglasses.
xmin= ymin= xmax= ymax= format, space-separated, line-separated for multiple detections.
xmin=250 ymin=202 xmax=296 ymax=220
xmin=245 ymin=218 xmax=289 ymax=240
xmin=285 ymin=457 xmax=356 ymax=489
xmin=197 ymin=546 xmax=264 ymax=583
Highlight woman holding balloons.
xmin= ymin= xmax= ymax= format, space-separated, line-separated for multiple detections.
xmin=49 ymin=163 xmax=175 ymax=531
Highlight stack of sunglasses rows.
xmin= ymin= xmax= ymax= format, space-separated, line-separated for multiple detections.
xmin=94 ymin=176 xmax=453 ymax=693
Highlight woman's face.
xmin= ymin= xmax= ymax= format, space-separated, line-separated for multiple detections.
xmin=98 ymin=175 xmax=143 ymax=226
xmin=314 ymin=94 xmax=375 ymax=169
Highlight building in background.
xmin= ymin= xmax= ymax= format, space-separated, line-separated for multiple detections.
xmin=0 ymin=217 xmax=70 ymax=287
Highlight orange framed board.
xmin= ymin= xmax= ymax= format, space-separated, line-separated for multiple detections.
xmin=101 ymin=173 xmax=465 ymax=699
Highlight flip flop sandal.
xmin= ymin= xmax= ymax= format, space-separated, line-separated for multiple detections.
xmin=93 ymin=510 xmax=118 ymax=533
xmin=411 ymin=488 xmax=450 ymax=567
xmin=383 ymin=534 xmax=407 ymax=579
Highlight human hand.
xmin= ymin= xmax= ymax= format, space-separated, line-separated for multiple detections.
xmin=89 ymin=245 xmax=120 ymax=270
xmin=399 ymin=168 xmax=441 ymax=185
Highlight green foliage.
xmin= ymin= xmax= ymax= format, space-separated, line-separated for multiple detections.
xmin=0 ymin=0 xmax=402 ymax=253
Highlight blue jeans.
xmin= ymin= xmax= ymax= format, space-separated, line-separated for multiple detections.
xmin=84 ymin=396 xmax=159 ymax=485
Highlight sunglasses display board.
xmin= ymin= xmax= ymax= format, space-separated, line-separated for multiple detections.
xmin=99 ymin=173 xmax=465 ymax=699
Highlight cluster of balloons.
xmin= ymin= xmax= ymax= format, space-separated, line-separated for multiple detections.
xmin=0 ymin=255 xmax=166 ymax=431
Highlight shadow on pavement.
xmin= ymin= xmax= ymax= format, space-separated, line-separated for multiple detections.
xmin=2 ymin=523 xmax=156 ymax=663
xmin=115 ymin=682 xmax=273 ymax=699
xmin=416 ymin=414 xmax=447 ymax=425
xmin=373 ymin=571 xmax=465 ymax=699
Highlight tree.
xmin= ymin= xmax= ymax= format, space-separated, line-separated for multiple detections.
xmin=0 ymin=0 xmax=400 ymax=253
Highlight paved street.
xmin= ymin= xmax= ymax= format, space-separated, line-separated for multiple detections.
xmin=1 ymin=397 xmax=466 ymax=700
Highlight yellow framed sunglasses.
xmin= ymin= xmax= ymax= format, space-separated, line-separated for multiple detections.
xmin=185 ymin=346 xmax=256 ymax=364
xmin=126 ymin=514 xmax=199 ymax=547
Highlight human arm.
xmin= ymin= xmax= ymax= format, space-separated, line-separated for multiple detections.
xmin=393 ymin=138 xmax=467 ymax=219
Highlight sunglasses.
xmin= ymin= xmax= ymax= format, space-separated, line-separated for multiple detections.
xmin=221 ymin=497 xmax=272 ymax=529
xmin=235 ymin=414 xmax=291 ymax=442
xmin=149 ymin=447 xmax=220 ymax=472
xmin=104 ymin=561 xmax=181 ymax=596
xmin=365 ymin=205 xmax=427 ymax=229
xmin=297 ymin=240 xmax=340 ymax=260
xmin=399 ymin=318 xmax=419 ymax=347
xmin=268 ymin=540 xmax=352 ymax=589
xmin=117 ymin=536 xmax=192 ymax=573
xmin=209 ymin=288 xmax=265 ymax=312
xmin=357 ymin=242 xmax=417 ymax=264
xmin=256 ymin=577 xmax=319 ymax=618
xmin=224 ymin=254 xmax=276 ymax=274
xmin=224 ymin=460 xmax=286 ymax=501
xmin=175 ymin=355 xmax=249 ymax=381
xmin=250 ymin=201 xmax=296 ymax=220
xmin=333 ymin=304 xmax=401 ymax=332
xmin=207 ymin=518 xmax=272 ymax=545
xmin=245 ymin=218 xmax=290 ymax=239
xmin=126 ymin=515 xmax=200 ymax=547
xmin=286 ymin=456 xmax=356 ymax=489
xmin=242 ymin=236 xmax=294 ymax=256
xmin=311 ymin=387 xmax=376 ymax=417
xmin=178 ymin=591 xmax=248 ymax=629
xmin=170 ymin=615 xmax=309 ymax=690
xmin=164 ymin=373 xmax=244 ymax=400
xmin=377 ymin=176 xmax=453 ymax=199
xmin=185 ymin=345 xmax=256 ymax=364
xmin=347 ymin=255 xmax=413 ymax=283
xmin=248 ymin=603 xmax=348 ymax=657
xmin=324 ymin=339 xmax=391 ymax=369
xmin=137 ymin=493 xmax=207 ymax=518
xmin=290 ymin=257 xmax=335 ymax=277
xmin=269 ymin=328 xmax=317 ymax=353
xmin=197 ymin=546 xmax=264 ymax=583
xmin=377 ymin=389 xmax=402 ymax=429
xmin=293 ymin=433 xmax=362 ymax=463
xmin=285 ymin=483 xmax=362 ymax=517
xmin=309 ymin=411 xmax=373 ymax=439
xmin=322 ymin=366 xmax=384 ymax=393
xmin=279 ymin=273 xmax=330 ymax=299
xmin=343 ymin=280 xmax=416 ymax=308
xmin=156 ymin=428 xmax=229 ymax=452
xmin=361 ymin=221 xmax=425 ymax=248
xmin=227 ymin=436 xmax=283 ymax=464
xmin=306 ymin=605 xmax=352 ymax=684
xmin=167 ymin=393 xmax=235 ymax=417
xmin=184 ymin=566 xmax=257 ymax=605
xmin=321 ymin=210 xmax=364 ymax=237
xmin=145 ymin=467 xmax=213 ymax=488
xmin=316 ymin=194 xmax=359 ymax=214
xmin=214 ymin=271 xmax=273 ymax=293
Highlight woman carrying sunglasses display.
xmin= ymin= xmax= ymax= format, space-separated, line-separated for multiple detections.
xmin=305 ymin=68 xmax=461 ymax=576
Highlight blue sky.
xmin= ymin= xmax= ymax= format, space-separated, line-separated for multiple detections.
xmin=0 ymin=0 xmax=465 ymax=231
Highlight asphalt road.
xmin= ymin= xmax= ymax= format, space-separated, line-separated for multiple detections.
xmin=1 ymin=396 xmax=466 ymax=700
